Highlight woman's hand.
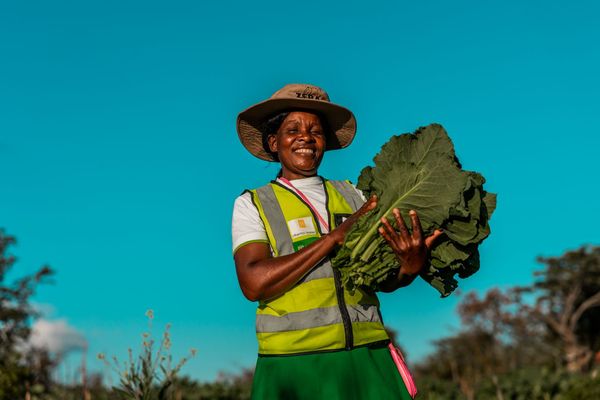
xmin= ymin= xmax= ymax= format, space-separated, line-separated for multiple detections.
xmin=329 ymin=195 xmax=378 ymax=245
xmin=378 ymin=208 xmax=443 ymax=291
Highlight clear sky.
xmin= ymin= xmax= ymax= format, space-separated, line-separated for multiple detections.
xmin=1 ymin=0 xmax=599 ymax=382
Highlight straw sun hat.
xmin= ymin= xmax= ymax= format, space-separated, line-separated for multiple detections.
xmin=236 ymin=83 xmax=357 ymax=162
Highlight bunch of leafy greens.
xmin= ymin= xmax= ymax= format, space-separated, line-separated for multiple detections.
xmin=331 ymin=124 xmax=496 ymax=297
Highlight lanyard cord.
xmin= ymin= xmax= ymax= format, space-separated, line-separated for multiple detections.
xmin=278 ymin=177 xmax=330 ymax=232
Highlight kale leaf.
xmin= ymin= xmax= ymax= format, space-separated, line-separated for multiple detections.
xmin=331 ymin=124 xmax=496 ymax=297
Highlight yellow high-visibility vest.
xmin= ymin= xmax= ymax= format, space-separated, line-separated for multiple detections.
xmin=247 ymin=178 xmax=389 ymax=355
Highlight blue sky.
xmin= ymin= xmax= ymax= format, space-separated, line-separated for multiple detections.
xmin=1 ymin=0 xmax=599 ymax=381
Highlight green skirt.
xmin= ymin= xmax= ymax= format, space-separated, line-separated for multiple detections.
xmin=251 ymin=344 xmax=413 ymax=400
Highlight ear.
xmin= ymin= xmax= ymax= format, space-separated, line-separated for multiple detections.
xmin=267 ymin=134 xmax=278 ymax=153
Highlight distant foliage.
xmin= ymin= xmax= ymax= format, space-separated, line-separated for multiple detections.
xmin=168 ymin=371 xmax=254 ymax=400
xmin=415 ymin=245 xmax=600 ymax=400
xmin=4 ymin=228 xmax=598 ymax=400
xmin=419 ymin=367 xmax=600 ymax=400
xmin=0 ymin=229 xmax=54 ymax=399
xmin=517 ymin=246 xmax=600 ymax=373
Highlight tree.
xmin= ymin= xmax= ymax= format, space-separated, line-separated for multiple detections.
xmin=515 ymin=246 xmax=600 ymax=373
xmin=458 ymin=288 xmax=560 ymax=370
xmin=415 ymin=245 xmax=600 ymax=400
xmin=0 ymin=229 xmax=54 ymax=398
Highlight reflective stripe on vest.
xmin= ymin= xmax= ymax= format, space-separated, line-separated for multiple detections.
xmin=256 ymin=303 xmax=383 ymax=333
xmin=248 ymin=178 xmax=389 ymax=355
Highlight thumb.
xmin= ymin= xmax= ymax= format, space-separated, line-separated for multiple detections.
xmin=425 ymin=229 xmax=444 ymax=249
xmin=363 ymin=194 xmax=378 ymax=212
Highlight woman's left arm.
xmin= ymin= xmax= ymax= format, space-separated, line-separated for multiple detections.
xmin=377 ymin=208 xmax=443 ymax=293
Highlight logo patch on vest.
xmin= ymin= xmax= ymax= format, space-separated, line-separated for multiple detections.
xmin=287 ymin=217 xmax=317 ymax=239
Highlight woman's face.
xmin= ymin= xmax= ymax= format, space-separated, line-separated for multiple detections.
xmin=268 ymin=111 xmax=326 ymax=180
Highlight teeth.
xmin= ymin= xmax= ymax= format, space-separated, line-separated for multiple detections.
xmin=295 ymin=148 xmax=314 ymax=154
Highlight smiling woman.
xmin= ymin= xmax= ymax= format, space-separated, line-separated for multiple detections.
xmin=232 ymin=84 xmax=435 ymax=399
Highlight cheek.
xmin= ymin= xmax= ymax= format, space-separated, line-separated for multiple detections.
xmin=273 ymin=135 xmax=291 ymax=152
xmin=317 ymin=137 xmax=327 ymax=151
xmin=275 ymin=137 xmax=296 ymax=158
xmin=279 ymin=136 xmax=293 ymax=152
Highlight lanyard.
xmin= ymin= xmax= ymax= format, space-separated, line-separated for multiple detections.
xmin=278 ymin=177 xmax=330 ymax=232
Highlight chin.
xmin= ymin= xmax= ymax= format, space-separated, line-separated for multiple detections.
xmin=296 ymin=162 xmax=320 ymax=173
xmin=288 ymin=166 xmax=318 ymax=177
xmin=294 ymin=158 xmax=322 ymax=171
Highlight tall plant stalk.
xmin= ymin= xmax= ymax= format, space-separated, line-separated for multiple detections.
xmin=97 ymin=310 xmax=197 ymax=400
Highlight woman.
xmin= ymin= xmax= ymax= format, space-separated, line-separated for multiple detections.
xmin=233 ymin=83 xmax=442 ymax=399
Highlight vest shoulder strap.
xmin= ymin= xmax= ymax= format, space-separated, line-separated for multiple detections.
xmin=249 ymin=183 xmax=293 ymax=257
xmin=326 ymin=180 xmax=365 ymax=212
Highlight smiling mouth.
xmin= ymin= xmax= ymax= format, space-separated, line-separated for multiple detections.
xmin=294 ymin=148 xmax=315 ymax=155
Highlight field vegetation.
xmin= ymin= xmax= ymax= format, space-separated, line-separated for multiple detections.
xmin=1 ymin=229 xmax=598 ymax=399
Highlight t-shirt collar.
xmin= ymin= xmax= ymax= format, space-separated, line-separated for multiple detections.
xmin=276 ymin=175 xmax=323 ymax=188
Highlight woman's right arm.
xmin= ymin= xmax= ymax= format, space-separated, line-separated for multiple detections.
xmin=234 ymin=196 xmax=377 ymax=302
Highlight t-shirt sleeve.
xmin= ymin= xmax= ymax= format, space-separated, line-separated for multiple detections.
xmin=231 ymin=192 xmax=269 ymax=253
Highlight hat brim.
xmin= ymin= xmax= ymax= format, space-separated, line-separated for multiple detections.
xmin=237 ymin=98 xmax=357 ymax=162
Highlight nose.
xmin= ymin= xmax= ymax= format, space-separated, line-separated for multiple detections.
xmin=297 ymin=127 xmax=315 ymax=142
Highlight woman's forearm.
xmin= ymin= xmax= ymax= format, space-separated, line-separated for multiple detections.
xmin=234 ymin=196 xmax=377 ymax=302
xmin=234 ymin=233 xmax=340 ymax=302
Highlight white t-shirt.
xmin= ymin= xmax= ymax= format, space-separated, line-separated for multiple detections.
xmin=231 ymin=176 xmax=366 ymax=253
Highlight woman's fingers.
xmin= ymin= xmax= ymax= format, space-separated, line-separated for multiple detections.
xmin=344 ymin=195 xmax=377 ymax=227
xmin=378 ymin=225 xmax=399 ymax=253
xmin=379 ymin=216 xmax=398 ymax=240
xmin=379 ymin=217 xmax=401 ymax=253
xmin=380 ymin=208 xmax=444 ymax=252
xmin=393 ymin=208 xmax=410 ymax=242
xmin=354 ymin=195 xmax=377 ymax=219
xmin=409 ymin=210 xmax=423 ymax=242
